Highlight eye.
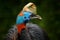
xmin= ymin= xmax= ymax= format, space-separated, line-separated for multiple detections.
xmin=24 ymin=17 xmax=26 ymax=19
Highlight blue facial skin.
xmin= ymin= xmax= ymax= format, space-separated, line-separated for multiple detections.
xmin=16 ymin=12 xmax=32 ymax=24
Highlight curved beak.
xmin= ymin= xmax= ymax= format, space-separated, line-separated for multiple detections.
xmin=30 ymin=14 xmax=42 ymax=20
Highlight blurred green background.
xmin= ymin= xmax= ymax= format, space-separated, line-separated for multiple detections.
xmin=0 ymin=0 xmax=60 ymax=40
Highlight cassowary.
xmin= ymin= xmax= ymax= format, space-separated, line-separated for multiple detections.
xmin=5 ymin=2 xmax=49 ymax=40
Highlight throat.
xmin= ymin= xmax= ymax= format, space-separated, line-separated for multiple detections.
xmin=16 ymin=23 xmax=26 ymax=33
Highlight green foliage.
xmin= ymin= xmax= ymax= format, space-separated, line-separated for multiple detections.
xmin=0 ymin=0 xmax=60 ymax=40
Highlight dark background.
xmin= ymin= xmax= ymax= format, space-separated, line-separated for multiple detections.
xmin=0 ymin=0 xmax=60 ymax=40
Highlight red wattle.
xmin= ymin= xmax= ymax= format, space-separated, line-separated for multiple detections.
xmin=16 ymin=24 xmax=26 ymax=33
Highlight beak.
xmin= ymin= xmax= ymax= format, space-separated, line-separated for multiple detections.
xmin=30 ymin=14 xmax=42 ymax=20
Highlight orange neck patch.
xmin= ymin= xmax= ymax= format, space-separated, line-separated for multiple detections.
xmin=19 ymin=11 xmax=24 ymax=16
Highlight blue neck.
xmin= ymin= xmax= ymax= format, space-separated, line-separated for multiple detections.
xmin=16 ymin=11 xmax=32 ymax=24
xmin=16 ymin=15 xmax=24 ymax=24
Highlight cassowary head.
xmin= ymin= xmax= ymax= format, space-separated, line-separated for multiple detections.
xmin=16 ymin=2 xmax=42 ymax=24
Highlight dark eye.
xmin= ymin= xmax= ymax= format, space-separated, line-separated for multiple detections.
xmin=24 ymin=17 xmax=26 ymax=19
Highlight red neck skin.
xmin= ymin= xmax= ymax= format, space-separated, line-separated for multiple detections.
xmin=16 ymin=23 xmax=26 ymax=34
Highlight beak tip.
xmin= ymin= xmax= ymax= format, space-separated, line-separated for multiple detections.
xmin=38 ymin=17 xmax=42 ymax=20
xmin=36 ymin=15 xmax=42 ymax=20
